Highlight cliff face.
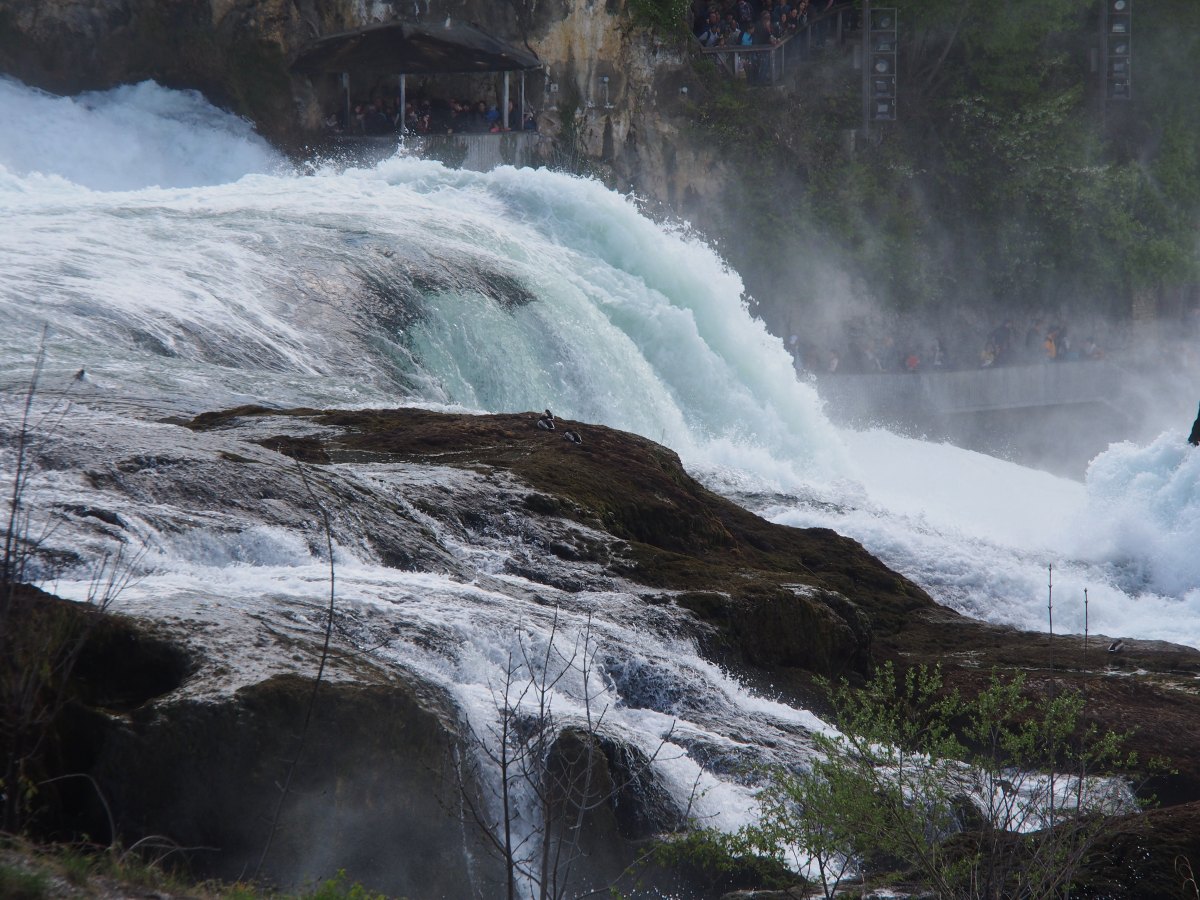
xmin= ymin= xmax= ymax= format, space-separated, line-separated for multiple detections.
xmin=0 ymin=0 xmax=728 ymax=208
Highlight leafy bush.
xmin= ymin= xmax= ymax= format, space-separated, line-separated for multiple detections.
xmin=697 ymin=664 xmax=1145 ymax=899
xmin=627 ymin=0 xmax=692 ymax=35
xmin=303 ymin=869 xmax=389 ymax=900
xmin=0 ymin=862 xmax=48 ymax=900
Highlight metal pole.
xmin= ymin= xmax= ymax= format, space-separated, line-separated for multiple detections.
xmin=342 ymin=71 xmax=351 ymax=133
xmin=399 ymin=74 xmax=406 ymax=133
xmin=1084 ymin=588 xmax=1089 ymax=652
xmin=1100 ymin=1 xmax=1108 ymax=132
xmin=503 ymin=71 xmax=510 ymax=130
xmin=862 ymin=0 xmax=871 ymax=139
xmin=520 ymin=72 xmax=526 ymax=129
xmin=1047 ymin=563 xmax=1054 ymax=641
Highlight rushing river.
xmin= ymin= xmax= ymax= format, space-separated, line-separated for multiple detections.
xmin=1 ymin=76 xmax=1197 ymax=889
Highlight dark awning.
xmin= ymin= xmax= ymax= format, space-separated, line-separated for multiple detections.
xmin=292 ymin=20 xmax=542 ymax=75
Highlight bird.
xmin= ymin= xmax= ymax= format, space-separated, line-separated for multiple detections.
xmin=562 ymin=429 xmax=582 ymax=445
xmin=1107 ymin=639 xmax=1124 ymax=654
xmin=536 ymin=409 xmax=555 ymax=431
xmin=73 ymin=368 xmax=87 ymax=381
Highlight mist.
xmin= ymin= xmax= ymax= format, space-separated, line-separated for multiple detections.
xmin=647 ymin=0 xmax=1200 ymax=482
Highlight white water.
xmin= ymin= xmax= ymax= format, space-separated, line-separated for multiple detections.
xmin=2 ymin=79 xmax=1199 ymax=877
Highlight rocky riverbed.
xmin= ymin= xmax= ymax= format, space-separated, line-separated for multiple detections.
xmin=8 ymin=405 xmax=1200 ymax=898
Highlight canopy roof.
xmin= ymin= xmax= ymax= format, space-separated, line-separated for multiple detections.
xmin=292 ymin=20 xmax=541 ymax=75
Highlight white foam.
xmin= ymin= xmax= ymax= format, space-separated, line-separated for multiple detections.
xmin=0 ymin=78 xmax=283 ymax=191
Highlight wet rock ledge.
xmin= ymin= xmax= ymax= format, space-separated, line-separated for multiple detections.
xmin=12 ymin=406 xmax=1200 ymax=897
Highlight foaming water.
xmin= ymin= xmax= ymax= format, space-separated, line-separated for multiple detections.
xmin=759 ymin=427 xmax=1200 ymax=647
xmin=5 ymin=80 xmax=1199 ymax=889
xmin=0 ymin=107 xmax=842 ymax=479
xmin=3 ymin=78 xmax=1198 ymax=644
xmin=0 ymin=78 xmax=283 ymax=190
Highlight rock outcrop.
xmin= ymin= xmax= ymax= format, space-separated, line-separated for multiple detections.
xmin=11 ymin=406 xmax=1200 ymax=898
xmin=0 ymin=0 xmax=725 ymax=206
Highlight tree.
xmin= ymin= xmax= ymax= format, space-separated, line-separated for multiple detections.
xmin=723 ymin=664 xmax=1143 ymax=899
xmin=454 ymin=607 xmax=685 ymax=900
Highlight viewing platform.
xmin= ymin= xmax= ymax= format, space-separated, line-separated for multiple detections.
xmin=814 ymin=360 xmax=1168 ymax=475
xmin=817 ymin=360 xmax=1127 ymax=426
xmin=699 ymin=3 xmax=856 ymax=86
xmin=327 ymin=131 xmax=545 ymax=171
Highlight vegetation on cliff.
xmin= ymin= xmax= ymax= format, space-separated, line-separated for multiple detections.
xmin=677 ymin=0 xmax=1200 ymax=331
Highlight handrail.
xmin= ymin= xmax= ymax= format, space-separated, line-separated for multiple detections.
xmin=700 ymin=35 xmax=795 ymax=84
xmin=699 ymin=39 xmax=789 ymax=56
xmin=697 ymin=3 xmax=855 ymax=84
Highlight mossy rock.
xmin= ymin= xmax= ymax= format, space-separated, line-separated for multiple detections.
xmin=185 ymin=406 xmax=935 ymax=680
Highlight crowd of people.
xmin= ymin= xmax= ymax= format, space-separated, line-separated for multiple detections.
xmin=693 ymin=0 xmax=840 ymax=48
xmin=692 ymin=0 xmax=848 ymax=82
xmin=328 ymin=94 xmax=537 ymax=137
xmin=788 ymin=312 xmax=1120 ymax=377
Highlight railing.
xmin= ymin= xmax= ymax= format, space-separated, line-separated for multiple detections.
xmin=792 ymin=4 xmax=855 ymax=60
xmin=698 ymin=4 xmax=856 ymax=84
xmin=700 ymin=38 xmax=793 ymax=85
xmin=415 ymin=131 xmax=544 ymax=171
xmin=326 ymin=131 xmax=545 ymax=171
xmin=816 ymin=360 xmax=1128 ymax=426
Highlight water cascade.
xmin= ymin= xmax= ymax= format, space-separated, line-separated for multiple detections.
xmin=2 ymin=77 xmax=1198 ymax=892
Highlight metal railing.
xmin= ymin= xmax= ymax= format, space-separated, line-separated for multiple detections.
xmin=325 ymin=131 xmax=546 ymax=171
xmin=415 ymin=131 xmax=545 ymax=171
xmin=816 ymin=360 xmax=1128 ymax=425
xmin=700 ymin=38 xmax=794 ymax=85
xmin=698 ymin=4 xmax=856 ymax=84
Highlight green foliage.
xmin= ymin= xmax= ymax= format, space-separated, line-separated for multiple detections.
xmin=712 ymin=665 xmax=1143 ymax=900
xmin=0 ymin=863 xmax=48 ymax=900
xmin=902 ymin=0 xmax=1090 ymax=102
xmin=626 ymin=0 xmax=692 ymax=36
xmin=686 ymin=0 xmax=1200 ymax=324
xmin=652 ymin=829 xmax=802 ymax=891
xmin=303 ymin=869 xmax=389 ymax=900
xmin=56 ymin=846 xmax=94 ymax=885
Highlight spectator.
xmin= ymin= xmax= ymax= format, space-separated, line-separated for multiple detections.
xmin=986 ymin=319 xmax=1014 ymax=365
xmin=781 ymin=7 xmax=801 ymax=36
xmin=364 ymin=97 xmax=392 ymax=135
xmin=722 ymin=12 xmax=742 ymax=43
xmin=1056 ymin=325 xmax=1074 ymax=360
xmin=931 ymin=337 xmax=947 ymax=369
xmin=1043 ymin=328 xmax=1058 ymax=361
xmin=699 ymin=11 xmax=723 ymax=46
